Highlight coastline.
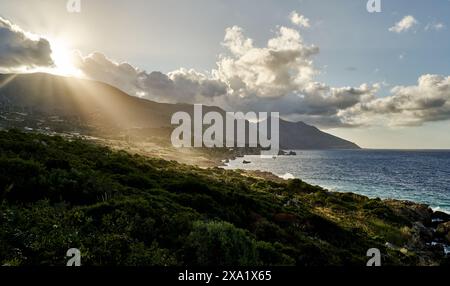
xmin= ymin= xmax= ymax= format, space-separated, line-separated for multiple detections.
xmin=67 ymin=135 xmax=450 ymax=217
xmin=226 ymin=162 xmax=450 ymax=215
xmin=221 ymin=151 xmax=450 ymax=258
xmin=222 ymin=151 xmax=450 ymax=215
xmin=1 ymin=130 xmax=450 ymax=265
xmin=221 ymin=160 xmax=450 ymax=259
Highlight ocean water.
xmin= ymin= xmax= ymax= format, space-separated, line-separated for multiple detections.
xmin=224 ymin=150 xmax=450 ymax=213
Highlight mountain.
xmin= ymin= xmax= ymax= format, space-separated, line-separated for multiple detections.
xmin=0 ymin=73 xmax=360 ymax=149
xmin=279 ymin=120 xmax=360 ymax=149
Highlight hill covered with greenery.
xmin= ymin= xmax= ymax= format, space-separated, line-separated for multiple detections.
xmin=0 ymin=130 xmax=447 ymax=266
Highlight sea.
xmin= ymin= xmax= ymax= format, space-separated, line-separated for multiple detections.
xmin=223 ymin=150 xmax=450 ymax=214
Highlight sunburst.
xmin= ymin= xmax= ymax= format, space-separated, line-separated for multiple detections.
xmin=47 ymin=38 xmax=82 ymax=77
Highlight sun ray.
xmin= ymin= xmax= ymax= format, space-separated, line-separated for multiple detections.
xmin=0 ymin=74 xmax=18 ymax=89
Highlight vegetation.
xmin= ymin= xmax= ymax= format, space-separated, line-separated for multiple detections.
xmin=0 ymin=130 xmax=445 ymax=266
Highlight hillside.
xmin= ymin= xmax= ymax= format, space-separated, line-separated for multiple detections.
xmin=0 ymin=130 xmax=448 ymax=266
xmin=0 ymin=73 xmax=359 ymax=150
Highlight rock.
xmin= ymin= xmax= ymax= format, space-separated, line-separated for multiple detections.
xmin=436 ymin=222 xmax=450 ymax=243
xmin=412 ymin=222 xmax=434 ymax=242
xmin=436 ymin=222 xmax=450 ymax=234
xmin=277 ymin=150 xmax=297 ymax=156
xmin=432 ymin=211 xmax=450 ymax=223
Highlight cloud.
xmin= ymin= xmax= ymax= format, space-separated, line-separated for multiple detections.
xmin=166 ymin=68 xmax=228 ymax=102
xmin=216 ymin=26 xmax=319 ymax=98
xmin=70 ymin=24 xmax=380 ymax=128
xmin=235 ymin=83 xmax=379 ymax=127
xmin=425 ymin=22 xmax=446 ymax=31
xmin=340 ymin=75 xmax=450 ymax=126
xmin=195 ymin=26 xmax=379 ymax=127
xmin=73 ymin=52 xmax=228 ymax=104
xmin=389 ymin=15 xmax=418 ymax=33
xmin=74 ymin=25 xmax=322 ymax=102
xmin=0 ymin=17 xmax=53 ymax=70
xmin=69 ymin=25 xmax=370 ymax=127
xmin=290 ymin=11 xmax=310 ymax=28
xmin=4 ymin=16 xmax=446 ymax=129
xmin=74 ymin=25 xmax=450 ymax=128
xmin=74 ymin=52 xmax=142 ymax=95
xmin=221 ymin=26 xmax=253 ymax=56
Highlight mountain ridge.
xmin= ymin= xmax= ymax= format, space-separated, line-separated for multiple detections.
xmin=0 ymin=72 xmax=360 ymax=149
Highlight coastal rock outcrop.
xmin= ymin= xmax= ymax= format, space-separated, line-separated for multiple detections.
xmin=384 ymin=199 xmax=433 ymax=225
xmin=436 ymin=222 xmax=450 ymax=243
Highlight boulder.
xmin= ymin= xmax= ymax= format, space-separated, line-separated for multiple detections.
xmin=436 ymin=222 xmax=450 ymax=243
xmin=432 ymin=211 xmax=450 ymax=223
xmin=412 ymin=222 xmax=434 ymax=242
xmin=436 ymin=222 xmax=450 ymax=235
xmin=431 ymin=212 xmax=450 ymax=228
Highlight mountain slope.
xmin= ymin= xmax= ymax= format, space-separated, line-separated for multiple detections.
xmin=0 ymin=73 xmax=359 ymax=149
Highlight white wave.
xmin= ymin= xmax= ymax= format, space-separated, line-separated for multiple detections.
xmin=432 ymin=206 xmax=450 ymax=214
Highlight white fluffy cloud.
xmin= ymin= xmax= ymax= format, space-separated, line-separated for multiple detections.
xmin=216 ymin=26 xmax=319 ymax=98
xmin=389 ymin=15 xmax=418 ymax=33
xmin=0 ymin=17 xmax=53 ymax=70
xmin=340 ymin=75 xmax=450 ymax=126
xmin=73 ymin=52 xmax=228 ymax=104
xmin=290 ymin=11 xmax=310 ymax=28
xmin=71 ymin=25 xmax=381 ymax=127
xmin=71 ymin=23 xmax=450 ymax=128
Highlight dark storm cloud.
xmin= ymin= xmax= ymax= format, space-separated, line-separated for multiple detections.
xmin=0 ymin=17 xmax=53 ymax=69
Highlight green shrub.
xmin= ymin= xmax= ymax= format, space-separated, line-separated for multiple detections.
xmin=183 ymin=220 xmax=259 ymax=266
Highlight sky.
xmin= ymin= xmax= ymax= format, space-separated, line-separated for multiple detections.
xmin=0 ymin=0 xmax=450 ymax=149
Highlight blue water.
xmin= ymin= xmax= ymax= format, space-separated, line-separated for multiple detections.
xmin=224 ymin=150 xmax=450 ymax=213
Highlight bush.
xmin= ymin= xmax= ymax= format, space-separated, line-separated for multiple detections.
xmin=183 ymin=221 xmax=259 ymax=266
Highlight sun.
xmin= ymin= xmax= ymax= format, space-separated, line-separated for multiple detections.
xmin=48 ymin=38 xmax=82 ymax=77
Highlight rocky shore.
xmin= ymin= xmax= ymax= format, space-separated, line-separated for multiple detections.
xmin=382 ymin=200 xmax=450 ymax=264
